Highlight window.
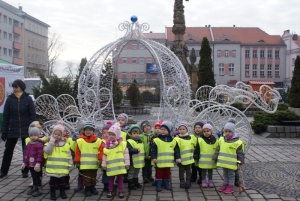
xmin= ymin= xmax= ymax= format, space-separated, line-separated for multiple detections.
xmin=275 ymin=50 xmax=279 ymax=58
xmin=28 ymin=39 xmax=31 ymax=46
xmin=232 ymin=50 xmax=236 ymax=58
xmin=28 ymin=53 xmax=31 ymax=62
xmin=225 ymin=50 xmax=229 ymax=58
xmin=146 ymin=57 xmax=152 ymax=63
xmin=9 ymin=18 xmax=12 ymax=25
xmin=139 ymin=43 xmax=144 ymax=49
xmin=3 ymin=31 xmax=7 ymax=39
xmin=253 ymin=50 xmax=257 ymax=58
xmin=8 ymin=49 xmax=12 ymax=57
xmin=122 ymin=57 xmax=127 ymax=64
xmin=260 ymin=64 xmax=265 ymax=77
xmin=4 ymin=15 xmax=7 ymax=23
xmin=139 ymin=73 xmax=144 ymax=78
xmin=260 ymin=50 xmax=265 ymax=58
xmin=219 ymin=63 xmax=224 ymax=75
xmin=9 ymin=33 xmax=12 ymax=41
xmin=217 ymin=50 xmax=221 ymax=57
xmin=3 ymin=48 xmax=7 ymax=55
xmin=268 ymin=50 xmax=272 ymax=58
xmin=132 ymin=43 xmax=137 ymax=50
xmin=267 ymin=64 xmax=272 ymax=77
xmin=132 ymin=57 xmax=137 ymax=64
xmin=132 ymin=72 xmax=137 ymax=79
xmin=253 ymin=64 xmax=257 ymax=77
xmin=229 ymin=63 xmax=234 ymax=75
xmin=275 ymin=65 xmax=280 ymax=77
xmin=122 ymin=73 xmax=126 ymax=78
xmin=245 ymin=64 xmax=250 ymax=77
xmin=245 ymin=50 xmax=250 ymax=58
xmin=139 ymin=58 xmax=144 ymax=64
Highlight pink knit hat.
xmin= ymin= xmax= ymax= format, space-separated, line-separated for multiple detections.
xmin=108 ymin=122 xmax=121 ymax=139
xmin=53 ymin=122 xmax=65 ymax=135
xmin=203 ymin=123 xmax=213 ymax=130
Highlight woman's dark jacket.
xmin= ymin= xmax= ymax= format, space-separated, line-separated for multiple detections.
xmin=1 ymin=92 xmax=36 ymax=138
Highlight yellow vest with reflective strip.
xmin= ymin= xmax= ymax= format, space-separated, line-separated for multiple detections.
xmin=45 ymin=142 xmax=70 ymax=174
xmin=104 ymin=141 xmax=127 ymax=176
xmin=77 ymin=138 xmax=101 ymax=170
xmin=153 ymin=138 xmax=176 ymax=168
xmin=127 ymin=139 xmax=145 ymax=168
xmin=25 ymin=136 xmax=48 ymax=145
xmin=174 ymin=136 xmax=195 ymax=165
xmin=197 ymin=138 xmax=218 ymax=169
xmin=120 ymin=131 xmax=127 ymax=142
xmin=70 ymin=139 xmax=77 ymax=152
xmin=217 ymin=137 xmax=244 ymax=170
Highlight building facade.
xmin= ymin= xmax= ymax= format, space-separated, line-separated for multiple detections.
xmin=0 ymin=0 xmax=49 ymax=78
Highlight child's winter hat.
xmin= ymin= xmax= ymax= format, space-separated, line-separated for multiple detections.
xmin=154 ymin=120 xmax=163 ymax=128
xmin=128 ymin=124 xmax=141 ymax=134
xmin=160 ymin=120 xmax=173 ymax=134
xmin=203 ymin=123 xmax=213 ymax=130
xmin=102 ymin=123 xmax=112 ymax=132
xmin=117 ymin=113 xmax=128 ymax=124
xmin=108 ymin=122 xmax=121 ymax=139
xmin=224 ymin=122 xmax=235 ymax=133
xmin=194 ymin=121 xmax=204 ymax=129
xmin=53 ymin=122 xmax=65 ymax=135
xmin=29 ymin=127 xmax=40 ymax=136
xmin=140 ymin=120 xmax=151 ymax=130
xmin=177 ymin=121 xmax=188 ymax=130
xmin=77 ymin=118 xmax=86 ymax=131
xmin=84 ymin=121 xmax=95 ymax=131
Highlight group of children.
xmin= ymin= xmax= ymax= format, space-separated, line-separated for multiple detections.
xmin=22 ymin=113 xmax=244 ymax=199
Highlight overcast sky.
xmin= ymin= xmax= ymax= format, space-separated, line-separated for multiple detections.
xmin=5 ymin=0 xmax=300 ymax=76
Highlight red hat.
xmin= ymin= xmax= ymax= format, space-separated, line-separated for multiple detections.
xmin=154 ymin=120 xmax=163 ymax=128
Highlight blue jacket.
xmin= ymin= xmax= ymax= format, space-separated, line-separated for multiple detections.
xmin=1 ymin=92 xmax=36 ymax=138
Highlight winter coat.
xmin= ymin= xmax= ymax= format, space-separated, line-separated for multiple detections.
xmin=194 ymin=134 xmax=217 ymax=161
xmin=1 ymin=92 xmax=36 ymax=138
xmin=140 ymin=131 xmax=154 ymax=158
xmin=74 ymin=134 xmax=102 ymax=163
xmin=127 ymin=137 xmax=143 ymax=165
xmin=23 ymin=141 xmax=44 ymax=167
xmin=150 ymin=134 xmax=180 ymax=160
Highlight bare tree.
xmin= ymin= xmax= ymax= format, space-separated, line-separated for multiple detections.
xmin=48 ymin=31 xmax=64 ymax=77
xmin=64 ymin=61 xmax=76 ymax=80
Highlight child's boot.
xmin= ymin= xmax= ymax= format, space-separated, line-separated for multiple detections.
xmin=180 ymin=179 xmax=186 ymax=188
xmin=103 ymin=183 xmax=109 ymax=191
xmin=84 ymin=186 xmax=92 ymax=197
xmin=156 ymin=180 xmax=162 ymax=192
xmin=164 ymin=179 xmax=171 ymax=190
xmin=143 ymin=176 xmax=149 ymax=184
xmin=218 ymin=183 xmax=228 ymax=192
xmin=223 ymin=185 xmax=234 ymax=194
xmin=201 ymin=180 xmax=208 ymax=188
xmin=50 ymin=186 xmax=56 ymax=200
xmin=32 ymin=186 xmax=42 ymax=197
xmin=27 ymin=186 xmax=36 ymax=195
xmin=208 ymin=180 xmax=214 ymax=188
xmin=128 ymin=179 xmax=137 ymax=190
xmin=134 ymin=178 xmax=142 ymax=188
xmin=234 ymin=179 xmax=240 ymax=187
xmin=60 ymin=186 xmax=67 ymax=199
xmin=74 ymin=175 xmax=84 ymax=192
xmin=65 ymin=175 xmax=70 ymax=190
xmin=185 ymin=179 xmax=191 ymax=189
xmin=90 ymin=185 xmax=99 ymax=195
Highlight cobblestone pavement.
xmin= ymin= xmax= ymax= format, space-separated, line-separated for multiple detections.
xmin=0 ymin=108 xmax=300 ymax=200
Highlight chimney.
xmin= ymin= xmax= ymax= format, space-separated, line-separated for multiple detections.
xmin=284 ymin=30 xmax=290 ymax=34
xmin=19 ymin=6 xmax=22 ymax=11
xmin=233 ymin=25 xmax=236 ymax=27
xmin=292 ymin=34 xmax=298 ymax=41
xmin=208 ymin=25 xmax=211 ymax=28
xmin=150 ymin=31 xmax=153 ymax=33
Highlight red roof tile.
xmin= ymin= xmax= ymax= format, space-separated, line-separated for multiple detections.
xmin=144 ymin=32 xmax=166 ymax=39
xmin=166 ymin=27 xmax=212 ymax=42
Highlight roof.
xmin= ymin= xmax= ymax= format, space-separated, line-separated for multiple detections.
xmin=297 ymin=36 xmax=300 ymax=47
xmin=247 ymin=80 xmax=275 ymax=85
xmin=166 ymin=26 xmax=284 ymax=45
xmin=144 ymin=32 xmax=166 ymax=40
xmin=0 ymin=58 xmax=11 ymax=64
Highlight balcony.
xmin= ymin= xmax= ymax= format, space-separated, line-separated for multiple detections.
xmin=13 ymin=42 xmax=22 ymax=50
xmin=13 ymin=57 xmax=22 ymax=65
xmin=13 ymin=26 xmax=21 ymax=35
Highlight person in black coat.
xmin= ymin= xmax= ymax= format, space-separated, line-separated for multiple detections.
xmin=0 ymin=79 xmax=36 ymax=178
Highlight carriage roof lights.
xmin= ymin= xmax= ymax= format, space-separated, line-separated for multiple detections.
xmin=131 ymin=15 xmax=138 ymax=23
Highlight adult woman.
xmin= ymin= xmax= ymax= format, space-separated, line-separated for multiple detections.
xmin=0 ymin=79 xmax=36 ymax=178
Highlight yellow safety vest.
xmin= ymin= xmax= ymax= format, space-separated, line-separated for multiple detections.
xmin=197 ymin=138 xmax=218 ymax=169
xmin=153 ymin=138 xmax=176 ymax=168
xmin=120 ymin=131 xmax=127 ymax=142
xmin=104 ymin=141 xmax=127 ymax=176
xmin=45 ymin=142 xmax=70 ymax=174
xmin=217 ymin=137 xmax=244 ymax=170
xmin=77 ymin=138 xmax=101 ymax=170
xmin=174 ymin=136 xmax=195 ymax=165
xmin=127 ymin=139 xmax=145 ymax=168
xmin=25 ymin=136 xmax=48 ymax=145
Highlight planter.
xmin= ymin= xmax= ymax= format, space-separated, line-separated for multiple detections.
xmin=288 ymin=107 xmax=300 ymax=116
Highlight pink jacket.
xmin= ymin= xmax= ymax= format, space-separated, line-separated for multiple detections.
xmin=24 ymin=141 xmax=44 ymax=167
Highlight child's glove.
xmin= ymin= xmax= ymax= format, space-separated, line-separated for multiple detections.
xmin=101 ymin=166 xmax=107 ymax=170
xmin=176 ymin=159 xmax=181 ymax=164
xmin=34 ymin=163 xmax=41 ymax=172
xmin=21 ymin=163 xmax=26 ymax=170
xmin=74 ymin=162 xmax=80 ymax=169
xmin=1 ymin=133 xmax=7 ymax=141
xmin=49 ymin=136 xmax=55 ymax=144
xmin=152 ymin=159 xmax=157 ymax=164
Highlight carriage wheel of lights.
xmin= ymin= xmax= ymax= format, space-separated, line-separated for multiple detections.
xmin=42 ymin=120 xmax=75 ymax=136
xmin=56 ymin=94 xmax=77 ymax=114
xmin=77 ymin=15 xmax=191 ymax=125
xmin=195 ymin=85 xmax=213 ymax=101
xmin=35 ymin=94 xmax=61 ymax=120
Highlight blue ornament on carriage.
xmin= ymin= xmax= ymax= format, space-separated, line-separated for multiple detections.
xmin=131 ymin=15 xmax=138 ymax=23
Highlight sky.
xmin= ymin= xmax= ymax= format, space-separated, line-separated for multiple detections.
xmin=5 ymin=0 xmax=300 ymax=76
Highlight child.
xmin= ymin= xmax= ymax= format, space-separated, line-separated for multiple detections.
xmin=101 ymin=122 xmax=130 ymax=198
xmin=191 ymin=121 xmax=204 ymax=184
xmin=195 ymin=123 xmax=218 ymax=188
xmin=151 ymin=120 xmax=180 ymax=192
xmin=44 ymin=123 xmax=70 ymax=200
xmin=22 ymin=127 xmax=44 ymax=197
xmin=140 ymin=120 xmax=155 ymax=184
xmin=71 ymin=119 xmax=85 ymax=192
xmin=99 ymin=123 xmax=112 ymax=192
xmin=154 ymin=120 xmax=163 ymax=137
xmin=74 ymin=121 xmax=102 ymax=197
xmin=117 ymin=113 xmax=129 ymax=141
xmin=213 ymin=121 xmax=244 ymax=194
xmin=174 ymin=122 xmax=196 ymax=189
xmin=127 ymin=124 xmax=144 ymax=190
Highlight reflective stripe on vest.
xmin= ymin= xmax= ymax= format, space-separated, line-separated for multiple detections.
xmin=46 ymin=143 xmax=70 ymax=174
xmin=104 ymin=141 xmax=127 ymax=176
xmin=174 ymin=137 xmax=195 ymax=165
xmin=153 ymin=138 xmax=176 ymax=168
xmin=216 ymin=137 xmax=243 ymax=170
xmin=197 ymin=138 xmax=218 ymax=169
xmin=77 ymin=138 xmax=101 ymax=170
xmin=127 ymin=139 xmax=145 ymax=168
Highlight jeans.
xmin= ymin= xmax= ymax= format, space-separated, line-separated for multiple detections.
xmin=223 ymin=168 xmax=235 ymax=186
